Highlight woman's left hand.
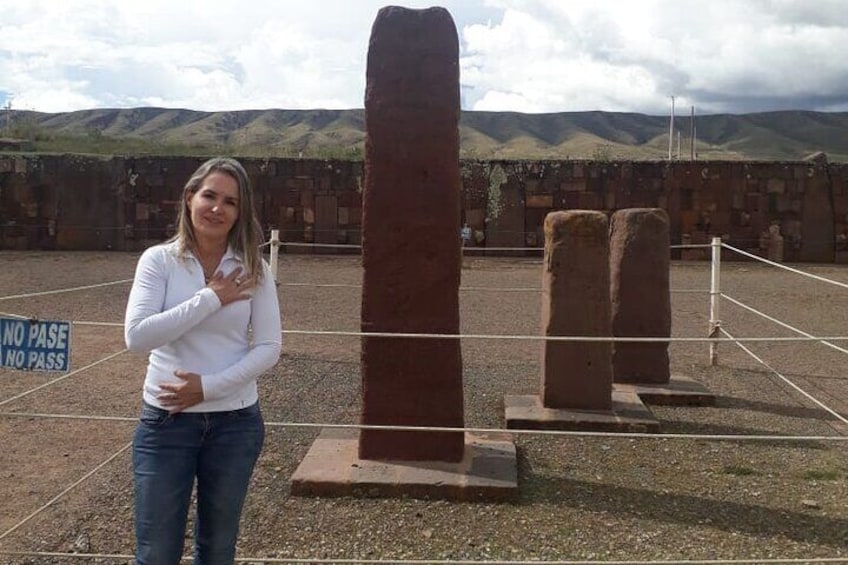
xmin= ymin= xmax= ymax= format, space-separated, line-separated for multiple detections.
xmin=158 ymin=370 xmax=204 ymax=412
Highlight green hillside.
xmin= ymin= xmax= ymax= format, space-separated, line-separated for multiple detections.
xmin=2 ymin=107 xmax=846 ymax=161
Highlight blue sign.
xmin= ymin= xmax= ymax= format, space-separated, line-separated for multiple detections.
xmin=0 ymin=317 xmax=71 ymax=372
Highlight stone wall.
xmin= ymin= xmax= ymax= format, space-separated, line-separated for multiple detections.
xmin=2 ymin=154 xmax=847 ymax=262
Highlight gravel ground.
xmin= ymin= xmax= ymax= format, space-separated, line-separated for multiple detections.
xmin=0 ymin=251 xmax=846 ymax=564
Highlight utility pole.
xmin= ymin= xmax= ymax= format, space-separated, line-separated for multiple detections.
xmin=3 ymin=98 xmax=11 ymax=135
xmin=690 ymin=105 xmax=696 ymax=161
xmin=677 ymin=130 xmax=681 ymax=160
xmin=667 ymin=95 xmax=675 ymax=161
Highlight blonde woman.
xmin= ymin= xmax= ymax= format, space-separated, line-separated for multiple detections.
xmin=125 ymin=157 xmax=281 ymax=564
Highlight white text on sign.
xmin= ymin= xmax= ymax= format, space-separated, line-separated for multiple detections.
xmin=0 ymin=318 xmax=72 ymax=372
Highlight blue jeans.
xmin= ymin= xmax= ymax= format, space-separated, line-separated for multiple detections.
xmin=132 ymin=402 xmax=265 ymax=565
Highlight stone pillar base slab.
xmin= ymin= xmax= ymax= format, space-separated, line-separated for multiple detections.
xmin=614 ymin=374 xmax=715 ymax=406
xmin=290 ymin=428 xmax=517 ymax=502
xmin=504 ymin=391 xmax=660 ymax=433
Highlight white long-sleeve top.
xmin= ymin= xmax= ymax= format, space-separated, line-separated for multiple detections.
xmin=124 ymin=240 xmax=282 ymax=412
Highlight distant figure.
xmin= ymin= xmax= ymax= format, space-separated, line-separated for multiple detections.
xmin=766 ymin=222 xmax=784 ymax=262
xmin=460 ymin=223 xmax=472 ymax=247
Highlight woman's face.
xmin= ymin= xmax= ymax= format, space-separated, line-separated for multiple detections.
xmin=187 ymin=171 xmax=240 ymax=243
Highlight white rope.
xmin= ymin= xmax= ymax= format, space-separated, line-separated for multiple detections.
xmin=719 ymin=327 xmax=848 ymax=428
xmin=2 ymin=411 xmax=845 ymax=443
xmin=279 ymin=242 xmax=546 ymax=252
xmin=0 ymin=279 xmax=133 ymax=302
xmin=0 ymin=349 xmax=128 ymax=408
xmin=0 ymin=412 xmax=136 ymax=422
xmin=282 ymin=329 xmax=848 ymax=343
xmin=70 ymin=320 xmax=124 ymax=327
xmin=721 ymin=293 xmax=848 ymax=357
xmin=11 ymin=319 xmax=845 ymax=344
xmin=0 ymin=310 xmax=25 ymax=319
xmin=281 ymin=242 xmax=362 ymax=249
xmin=0 ymin=442 xmax=132 ymax=542
xmin=277 ymin=282 xmax=709 ymax=294
xmin=0 ymin=551 xmax=844 ymax=565
xmin=260 ymin=422 xmax=848 ymax=442
xmin=720 ymin=243 xmax=848 ymax=289
xmin=0 ymin=311 xmax=123 ymax=328
xmin=281 ymin=242 xmax=714 ymax=253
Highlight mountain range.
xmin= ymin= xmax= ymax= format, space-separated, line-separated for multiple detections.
xmin=5 ymin=107 xmax=848 ymax=162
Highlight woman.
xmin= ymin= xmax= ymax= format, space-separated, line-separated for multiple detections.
xmin=124 ymin=157 xmax=282 ymax=564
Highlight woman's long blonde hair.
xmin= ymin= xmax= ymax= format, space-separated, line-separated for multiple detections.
xmin=172 ymin=157 xmax=264 ymax=282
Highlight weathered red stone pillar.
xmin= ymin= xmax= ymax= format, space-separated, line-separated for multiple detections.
xmin=610 ymin=208 xmax=671 ymax=384
xmin=541 ymin=211 xmax=612 ymax=410
xmin=359 ymin=6 xmax=464 ymax=461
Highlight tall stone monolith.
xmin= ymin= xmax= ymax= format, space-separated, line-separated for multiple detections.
xmin=359 ymin=6 xmax=464 ymax=461
xmin=610 ymin=208 xmax=671 ymax=384
xmin=542 ymin=211 xmax=612 ymax=410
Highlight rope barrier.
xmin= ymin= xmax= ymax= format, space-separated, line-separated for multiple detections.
xmin=280 ymin=242 xmax=543 ymax=252
xmin=281 ymin=329 xmax=848 ymax=343
xmin=2 ymin=411 xmax=845 ymax=443
xmin=69 ymin=320 xmax=124 ymax=328
xmin=5 ymin=320 xmax=846 ymax=343
xmin=277 ymin=282 xmax=709 ymax=294
xmin=0 ymin=349 xmax=129 ymax=408
xmin=720 ymin=243 xmax=848 ymax=289
xmin=721 ymin=293 xmax=848 ymax=357
xmin=276 ymin=241 xmax=716 ymax=253
xmin=281 ymin=242 xmax=362 ymax=249
xmin=719 ymin=327 xmax=848 ymax=428
xmin=0 ymin=442 xmax=132 ymax=542
xmin=0 ymin=279 xmax=133 ymax=302
xmin=1 ymin=311 xmax=123 ymax=328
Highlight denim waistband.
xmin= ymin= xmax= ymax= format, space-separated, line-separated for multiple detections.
xmin=141 ymin=400 xmax=260 ymax=417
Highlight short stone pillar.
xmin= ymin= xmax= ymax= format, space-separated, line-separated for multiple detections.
xmin=610 ymin=208 xmax=671 ymax=384
xmin=541 ymin=211 xmax=612 ymax=410
xmin=505 ymin=210 xmax=659 ymax=431
xmin=358 ymin=5 xmax=465 ymax=462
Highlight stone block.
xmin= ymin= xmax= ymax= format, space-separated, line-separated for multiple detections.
xmin=577 ymin=192 xmax=603 ymax=210
xmin=526 ymin=194 xmax=553 ymax=208
xmin=465 ymin=208 xmax=485 ymax=228
xmin=767 ymin=178 xmax=786 ymax=194
xmin=561 ymin=180 xmax=585 ymax=192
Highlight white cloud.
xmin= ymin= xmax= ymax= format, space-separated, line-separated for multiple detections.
xmin=464 ymin=0 xmax=848 ymax=114
xmin=0 ymin=0 xmax=846 ymax=114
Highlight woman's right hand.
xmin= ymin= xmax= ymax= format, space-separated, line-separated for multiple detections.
xmin=207 ymin=267 xmax=254 ymax=306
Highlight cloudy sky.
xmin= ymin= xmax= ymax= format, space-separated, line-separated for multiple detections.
xmin=1 ymin=0 xmax=847 ymax=116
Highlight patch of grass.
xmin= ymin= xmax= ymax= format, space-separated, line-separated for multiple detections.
xmin=20 ymin=133 xmax=367 ymax=160
xmin=722 ymin=465 xmax=760 ymax=477
xmin=802 ymin=469 xmax=842 ymax=481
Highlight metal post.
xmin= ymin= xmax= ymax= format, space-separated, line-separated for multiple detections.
xmin=668 ymin=95 xmax=675 ymax=161
xmin=269 ymin=229 xmax=280 ymax=283
xmin=709 ymin=236 xmax=722 ymax=366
